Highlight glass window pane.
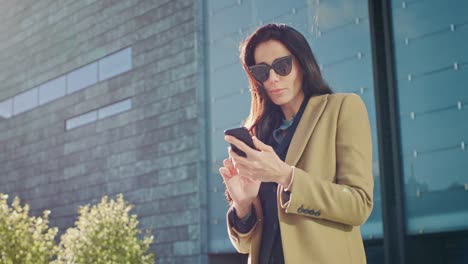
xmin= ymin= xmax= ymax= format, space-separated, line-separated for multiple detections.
xmin=39 ymin=76 xmax=66 ymax=105
xmin=98 ymin=47 xmax=132 ymax=81
xmin=0 ymin=98 xmax=13 ymax=119
xmin=67 ymin=62 xmax=98 ymax=94
xmin=392 ymin=0 xmax=468 ymax=234
xmin=98 ymin=99 xmax=132 ymax=119
xmin=13 ymin=88 xmax=38 ymax=115
xmin=66 ymin=110 xmax=97 ymax=130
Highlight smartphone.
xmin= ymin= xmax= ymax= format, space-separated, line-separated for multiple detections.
xmin=224 ymin=127 xmax=256 ymax=157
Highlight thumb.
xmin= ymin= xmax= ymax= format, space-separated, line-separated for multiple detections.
xmin=252 ymin=136 xmax=273 ymax=152
xmin=219 ymin=167 xmax=233 ymax=179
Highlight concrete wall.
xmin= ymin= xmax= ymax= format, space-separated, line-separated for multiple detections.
xmin=0 ymin=0 xmax=208 ymax=263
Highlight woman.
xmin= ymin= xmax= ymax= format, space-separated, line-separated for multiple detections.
xmin=219 ymin=23 xmax=373 ymax=263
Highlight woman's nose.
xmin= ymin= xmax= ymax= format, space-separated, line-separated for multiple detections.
xmin=266 ymin=68 xmax=280 ymax=82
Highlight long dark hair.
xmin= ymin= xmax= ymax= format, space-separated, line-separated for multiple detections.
xmin=240 ymin=23 xmax=333 ymax=141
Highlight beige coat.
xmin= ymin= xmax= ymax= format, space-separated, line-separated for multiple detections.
xmin=227 ymin=93 xmax=374 ymax=264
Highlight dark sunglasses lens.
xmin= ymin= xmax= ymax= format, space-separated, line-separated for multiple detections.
xmin=272 ymin=56 xmax=292 ymax=76
xmin=249 ymin=65 xmax=269 ymax=82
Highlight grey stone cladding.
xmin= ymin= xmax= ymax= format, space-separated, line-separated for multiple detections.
xmin=0 ymin=0 xmax=208 ymax=263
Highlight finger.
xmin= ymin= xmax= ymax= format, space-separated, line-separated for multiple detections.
xmin=219 ymin=167 xmax=237 ymax=182
xmin=225 ymin=135 xmax=258 ymax=157
xmin=229 ymin=147 xmax=250 ymax=167
xmin=225 ymin=156 xmax=238 ymax=176
xmin=252 ymin=136 xmax=273 ymax=152
xmin=223 ymin=158 xmax=233 ymax=168
xmin=227 ymin=147 xmax=241 ymax=168
xmin=227 ymin=147 xmax=241 ymax=167
xmin=219 ymin=167 xmax=229 ymax=177
xmin=227 ymin=146 xmax=239 ymax=159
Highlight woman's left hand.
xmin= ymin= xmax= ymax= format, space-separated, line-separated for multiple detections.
xmin=225 ymin=135 xmax=292 ymax=187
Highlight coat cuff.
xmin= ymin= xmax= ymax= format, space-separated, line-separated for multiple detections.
xmin=228 ymin=205 xmax=257 ymax=234
xmin=279 ymin=166 xmax=295 ymax=209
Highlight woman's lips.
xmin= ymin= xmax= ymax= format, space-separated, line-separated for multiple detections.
xmin=269 ymin=88 xmax=285 ymax=95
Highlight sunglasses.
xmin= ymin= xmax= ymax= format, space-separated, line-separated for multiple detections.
xmin=248 ymin=55 xmax=293 ymax=83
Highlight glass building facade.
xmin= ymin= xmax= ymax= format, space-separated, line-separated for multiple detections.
xmin=392 ymin=0 xmax=468 ymax=235
xmin=204 ymin=0 xmax=468 ymax=263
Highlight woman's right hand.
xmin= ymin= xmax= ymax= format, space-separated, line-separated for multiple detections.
xmin=219 ymin=156 xmax=260 ymax=218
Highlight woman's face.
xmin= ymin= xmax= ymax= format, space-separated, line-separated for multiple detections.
xmin=253 ymin=40 xmax=304 ymax=114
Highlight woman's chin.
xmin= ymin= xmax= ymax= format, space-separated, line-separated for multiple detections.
xmin=270 ymin=96 xmax=289 ymax=106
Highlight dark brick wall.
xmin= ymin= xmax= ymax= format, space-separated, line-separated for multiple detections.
xmin=0 ymin=0 xmax=208 ymax=263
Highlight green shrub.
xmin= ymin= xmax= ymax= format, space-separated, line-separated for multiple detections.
xmin=0 ymin=193 xmax=58 ymax=264
xmin=55 ymin=194 xmax=154 ymax=264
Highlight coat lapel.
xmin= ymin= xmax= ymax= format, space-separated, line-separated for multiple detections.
xmin=285 ymin=94 xmax=329 ymax=166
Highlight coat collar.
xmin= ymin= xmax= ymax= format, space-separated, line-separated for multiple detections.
xmin=285 ymin=94 xmax=329 ymax=166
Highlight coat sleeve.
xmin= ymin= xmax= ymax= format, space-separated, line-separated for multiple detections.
xmin=226 ymin=197 xmax=263 ymax=254
xmin=279 ymin=94 xmax=374 ymax=226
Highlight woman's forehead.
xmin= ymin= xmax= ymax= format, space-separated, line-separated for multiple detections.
xmin=254 ymin=40 xmax=291 ymax=64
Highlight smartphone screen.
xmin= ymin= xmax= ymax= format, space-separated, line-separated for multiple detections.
xmin=224 ymin=127 xmax=255 ymax=157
